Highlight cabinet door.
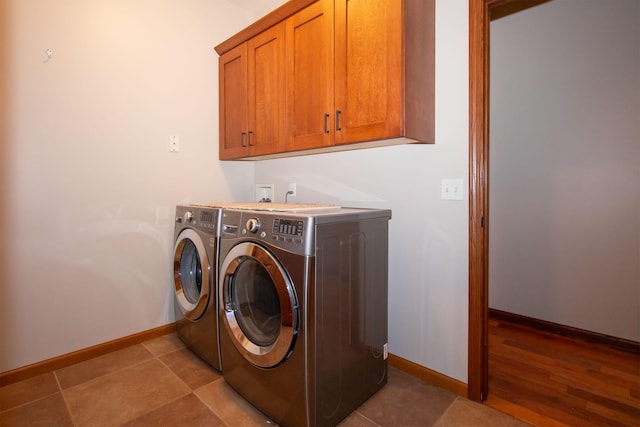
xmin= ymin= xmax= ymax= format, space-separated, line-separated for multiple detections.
xmin=247 ymin=22 xmax=286 ymax=156
xmin=334 ymin=0 xmax=403 ymax=145
xmin=219 ymin=43 xmax=249 ymax=159
xmin=285 ymin=0 xmax=334 ymax=152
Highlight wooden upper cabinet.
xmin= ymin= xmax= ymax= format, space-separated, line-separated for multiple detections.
xmin=215 ymin=0 xmax=434 ymax=160
xmin=335 ymin=0 xmax=434 ymax=146
xmin=219 ymin=43 xmax=247 ymax=159
xmin=334 ymin=0 xmax=403 ymax=144
xmin=285 ymin=0 xmax=334 ymax=151
xmin=219 ymin=23 xmax=286 ymax=160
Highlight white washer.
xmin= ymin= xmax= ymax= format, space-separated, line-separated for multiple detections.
xmin=173 ymin=205 xmax=222 ymax=370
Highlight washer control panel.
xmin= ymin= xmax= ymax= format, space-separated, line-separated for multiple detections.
xmin=273 ymin=218 xmax=304 ymax=237
xmin=221 ymin=210 xmax=315 ymax=256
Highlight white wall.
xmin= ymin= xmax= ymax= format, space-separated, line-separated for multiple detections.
xmin=0 ymin=0 xmax=257 ymax=373
xmin=254 ymin=0 xmax=470 ymax=382
xmin=489 ymin=0 xmax=640 ymax=341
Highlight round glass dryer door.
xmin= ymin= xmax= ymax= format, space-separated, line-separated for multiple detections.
xmin=220 ymin=242 xmax=298 ymax=368
xmin=173 ymin=229 xmax=210 ymax=320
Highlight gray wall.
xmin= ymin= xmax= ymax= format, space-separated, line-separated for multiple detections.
xmin=489 ymin=0 xmax=640 ymax=341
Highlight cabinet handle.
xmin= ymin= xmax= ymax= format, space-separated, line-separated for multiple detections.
xmin=241 ymin=132 xmax=246 ymax=147
xmin=335 ymin=110 xmax=342 ymax=131
xmin=324 ymin=113 xmax=330 ymax=134
xmin=248 ymin=131 xmax=253 ymax=146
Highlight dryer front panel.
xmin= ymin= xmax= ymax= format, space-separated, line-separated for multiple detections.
xmin=173 ymin=229 xmax=210 ymax=321
xmin=220 ymin=242 xmax=299 ymax=368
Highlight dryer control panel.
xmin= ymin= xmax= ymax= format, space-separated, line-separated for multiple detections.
xmin=273 ymin=218 xmax=304 ymax=237
xmin=221 ymin=209 xmax=315 ymax=256
xmin=175 ymin=206 xmax=221 ymax=234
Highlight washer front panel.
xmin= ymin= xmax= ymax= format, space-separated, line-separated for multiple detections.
xmin=173 ymin=228 xmax=210 ymax=320
xmin=220 ymin=242 xmax=298 ymax=368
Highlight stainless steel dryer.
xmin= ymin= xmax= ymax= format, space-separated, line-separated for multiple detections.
xmin=173 ymin=205 xmax=222 ymax=370
xmin=218 ymin=206 xmax=391 ymax=426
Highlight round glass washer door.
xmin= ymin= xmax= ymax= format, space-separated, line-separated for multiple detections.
xmin=220 ymin=242 xmax=298 ymax=368
xmin=173 ymin=229 xmax=210 ymax=321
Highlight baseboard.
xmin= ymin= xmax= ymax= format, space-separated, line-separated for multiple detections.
xmin=2 ymin=323 xmax=470 ymax=399
xmin=489 ymin=308 xmax=640 ymax=355
xmin=388 ymin=353 xmax=468 ymax=398
xmin=0 ymin=323 xmax=176 ymax=387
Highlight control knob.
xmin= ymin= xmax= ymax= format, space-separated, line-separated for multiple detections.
xmin=246 ymin=218 xmax=260 ymax=233
xmin=184 ymin=211 xmax=194 ymax=222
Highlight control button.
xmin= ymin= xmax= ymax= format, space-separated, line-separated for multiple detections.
xmin=260 ymin=231 xmax=266 ymax=238
xmin=246 ymin=218 xmax=260 ymax=233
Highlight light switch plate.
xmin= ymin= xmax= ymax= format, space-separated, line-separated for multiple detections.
xmin=441 ymin=179 xmax=464 ymax=200
xmin=168 ymin=135 xmax=180 ymax=152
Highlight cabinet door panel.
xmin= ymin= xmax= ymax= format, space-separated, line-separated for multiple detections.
xmin=248 ymin=22 xmax=286 ymax=156
xmin=285 ymin=0 xmax=334 ymax=151
xmin=219 ymin=44 xmax=248 ymax=159
xmin=334 ymin=0 xmax=403 ymax=144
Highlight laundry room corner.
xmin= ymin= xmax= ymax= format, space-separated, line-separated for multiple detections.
xmin=0 ymin=0 xmax=256 ymax=374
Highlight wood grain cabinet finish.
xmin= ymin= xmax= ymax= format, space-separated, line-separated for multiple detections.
xmin=216 ymin=0 xmax=434 ymax=160
xmin=285 ymin=0 xmax=334 ymax=151
xmin=219 ymin=23 xmax=286 ymax=159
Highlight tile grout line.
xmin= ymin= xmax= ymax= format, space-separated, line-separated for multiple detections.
xmin=60 ymin=350 xmax=189 ymax=427
xmin=430 ymin=396 xmax=459 ymax=426
xmin=349 ymin=410 xmax=383 ymax=427
xmin=192 ymin=389 xmax=235 ymax=427
xmin=119 ymin=346 xmax=207 ymax=425
xmin=53 ymin=369 xmax=78 ymax=426
xmin=0 ymin=389 xmax=60 ymax=415
xmin=114 ymin=351 xmax=193 ymax=424
xmin=144 ymin=338 xmax=230 ymax=424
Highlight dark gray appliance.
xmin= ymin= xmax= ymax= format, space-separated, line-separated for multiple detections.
xmin=173 ymin=205 xmax=222 ymax=370
xmin=218 ymin=206 xmax=390 ymax=426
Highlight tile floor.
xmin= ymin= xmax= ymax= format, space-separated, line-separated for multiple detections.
xmin=0 ymin=333 xmax=529 ymax=426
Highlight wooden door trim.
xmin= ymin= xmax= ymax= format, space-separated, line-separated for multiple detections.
xmin=468 ymin=0 xmax=550 ymax=402
xmin=468 ymin=0 xmax=490 ymax=402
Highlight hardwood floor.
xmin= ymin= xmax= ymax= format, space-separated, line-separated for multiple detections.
xmin=486 ymin=315 xmax=640 ymax=426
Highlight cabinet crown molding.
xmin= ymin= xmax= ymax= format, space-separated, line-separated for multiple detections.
xmin=215 ymin=0 xmax=317 ymax=55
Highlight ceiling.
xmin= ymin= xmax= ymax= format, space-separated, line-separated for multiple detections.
xmin=225 ymin=0 xmax=285 ymax=18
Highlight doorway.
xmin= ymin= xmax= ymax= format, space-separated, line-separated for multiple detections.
xmin=468 ymin=0 xmax=555 ymax=402
xmin=469 ymin=0 xmax=638 ymax=400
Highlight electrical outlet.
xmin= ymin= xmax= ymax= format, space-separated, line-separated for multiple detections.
xmin=288 ymin=183 xmax=297 ymax=197
xmin=441 ymin=179 xmax=464 ymax=200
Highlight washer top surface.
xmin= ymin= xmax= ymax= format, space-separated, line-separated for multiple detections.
xmin=191 ymin=202 xmax=340 ymax=212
